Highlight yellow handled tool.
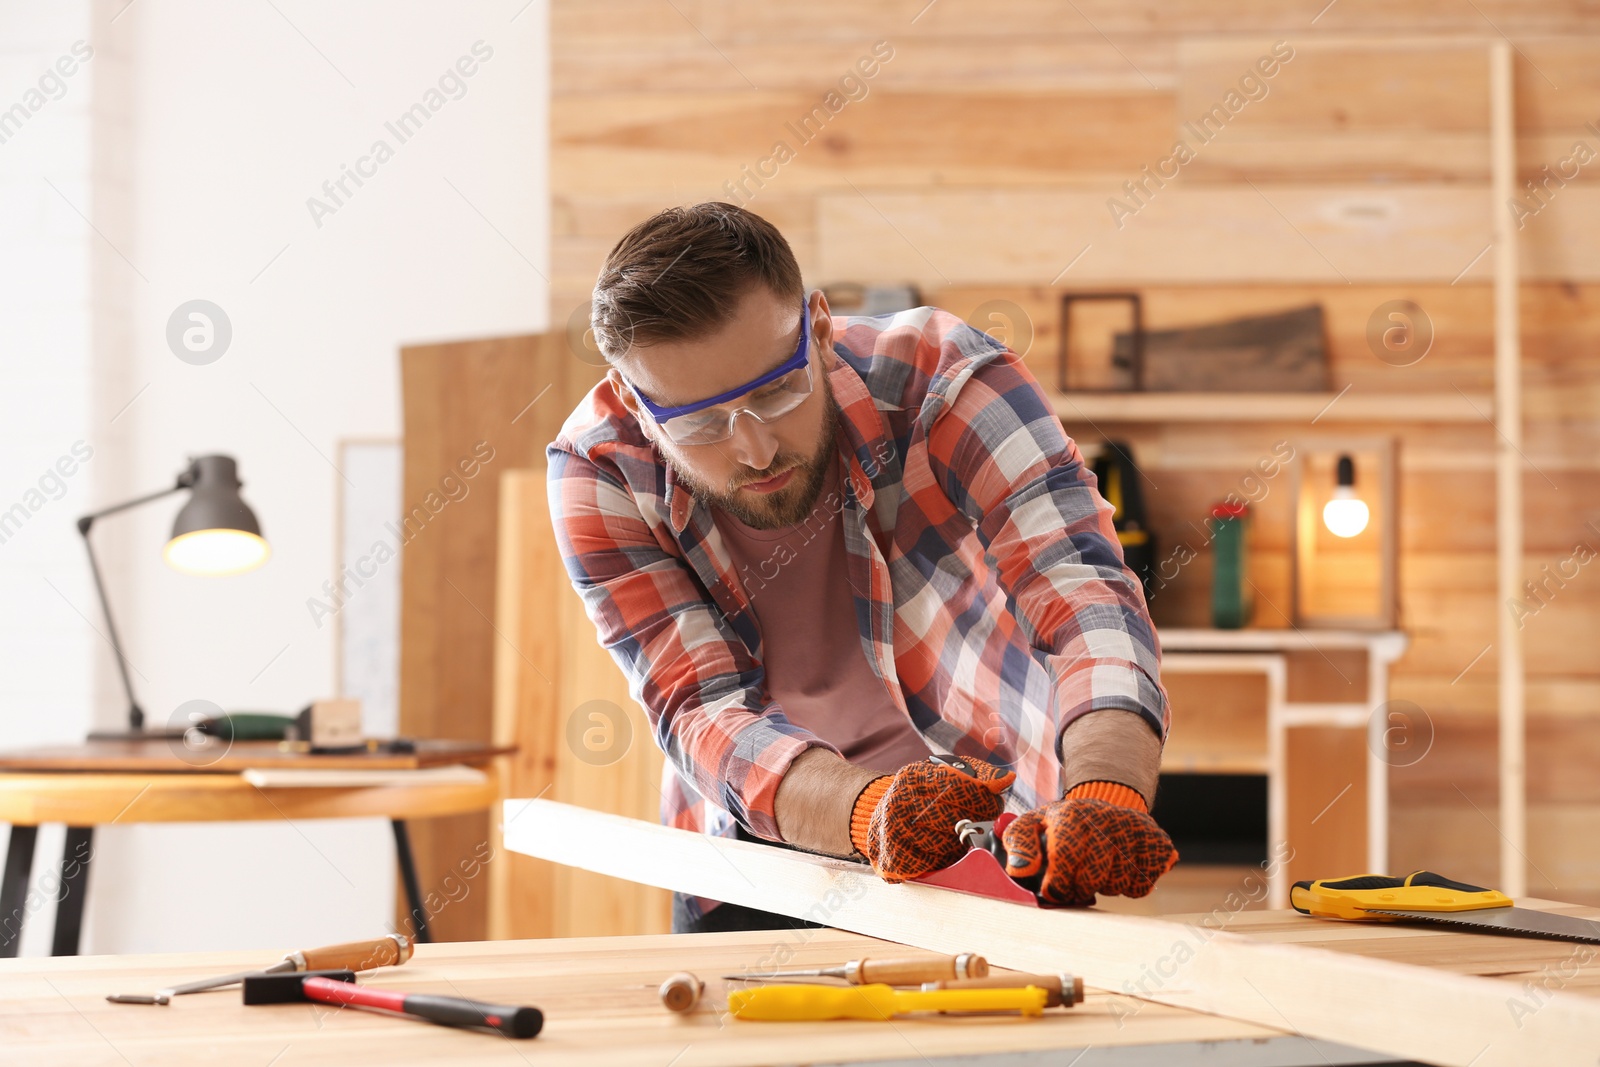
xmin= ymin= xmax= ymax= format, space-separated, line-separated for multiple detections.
xmin=1292 ymin=870 xmax=1600 ymax=944
xmin=1291 ymin=871 xmax=1511 ymax=920
xmin=727 ymin=982 xmax=1048 ymax=1021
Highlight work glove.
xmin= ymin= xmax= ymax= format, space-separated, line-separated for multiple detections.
xmin=1001 ymin=781 xmax=1178 ymax=907
xmin=849 ymin=755 xmax=1016 ymax=882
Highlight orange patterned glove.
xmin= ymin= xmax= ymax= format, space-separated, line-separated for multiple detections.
xmin=1000 ymin=781 xmax=1178 ymax=907
xmin=849 ymin=755 xmax=1016 ymax=883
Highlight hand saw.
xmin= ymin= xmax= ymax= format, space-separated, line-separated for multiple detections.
xmin=1291 ymin=870 xmax=1600 ymax=944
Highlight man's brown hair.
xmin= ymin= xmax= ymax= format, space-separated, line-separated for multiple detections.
xmin=591 ymin=202 xmax=804 ymax=363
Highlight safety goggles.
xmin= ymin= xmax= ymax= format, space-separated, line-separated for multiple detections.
xmin=624 ymin=302 xmax=815 ymax=446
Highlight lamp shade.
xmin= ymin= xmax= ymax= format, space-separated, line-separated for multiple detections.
xmin=162 ymin=454 xmax=269 ymax=576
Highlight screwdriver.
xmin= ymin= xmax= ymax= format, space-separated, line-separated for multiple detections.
xmin=723 ymin=953 xmax=986 ymax=986
xmin=728 ymin=982 xmax=1047 ymax=1021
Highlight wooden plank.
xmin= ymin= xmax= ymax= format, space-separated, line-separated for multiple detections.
xmin=1158 ymin=662 xmax=1271 ymax=773
xmin=1174 ymin=39 xmax=1492 ymax=183
xmin=398 ymin=332 xmax=578 ymax=941
xmin=1490 ymin=41 xmax=1529 ymax=899
xmin=815 ymin=185 xmax=1600 ymax=286
xmin=491 ymin=468 xmax=671 ymax=940
xmin=553 ymin=90 xmax=1173 ymax=193
xmin=553 ymin=2 xmax=1600 ymax=42
xmin=1054 ymin=390 xmax=1492 ymax=422
xmin=1284 ymin=726 xmax=1369 ymax=888
xmin=502 ymin=798 xmax=1600 ymax=1066
xmin=488 ymin=470 xmax=565 ymax=941
xmin=555 ymin=38 xmax=1183 ymax=95
xmin=1391 ymin=802 xmax=1600 ymax=893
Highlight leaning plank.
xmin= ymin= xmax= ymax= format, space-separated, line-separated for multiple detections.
xmin=503 ymin=798 xmax=1600 ymax=1067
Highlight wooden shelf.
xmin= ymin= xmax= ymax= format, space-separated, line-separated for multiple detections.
xmin=1052 ymin=390 xmax=1494 ymax=424
xmin=1163 ymin=628 xmax=1408 ymax=661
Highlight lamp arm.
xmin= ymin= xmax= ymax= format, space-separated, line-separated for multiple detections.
xmin=75 ymin=474 xmax=192 ymax=530
xmin=75 ymin=477 xmax=190 ymax=732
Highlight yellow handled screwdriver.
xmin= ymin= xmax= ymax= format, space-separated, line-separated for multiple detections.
xmin=723 ymin=953 xmax=987 ymax=986
xmin=728 ymin=982 xmax=1048 ymax=1021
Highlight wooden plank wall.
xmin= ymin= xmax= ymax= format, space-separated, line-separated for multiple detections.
xmin=550 ymin=2 xmax=1600 ymax=896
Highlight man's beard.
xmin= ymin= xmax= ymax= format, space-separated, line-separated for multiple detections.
xmin=669 ymin=387 xmax=840 ymax=531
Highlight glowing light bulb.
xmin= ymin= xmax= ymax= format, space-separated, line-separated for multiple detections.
xmin=163 ymin=528 xmax=270 ymax=576
xmin=1322 ymin=488 xmax=1370 ymax=538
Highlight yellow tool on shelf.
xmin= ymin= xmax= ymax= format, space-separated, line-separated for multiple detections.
xmin=727 ymin=982 xmax=1049 ymax=1022
xmin=1292 ymin=870 xmax=1600 ymax=944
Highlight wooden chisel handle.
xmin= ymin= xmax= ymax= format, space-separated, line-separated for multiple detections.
xmin=292 ymin=933 xmax=413 ymax=972
xmin=922 ymin=972 xmax=1083 ymax=1007
xmin=847 ymin=953 xmax=987 ymax=985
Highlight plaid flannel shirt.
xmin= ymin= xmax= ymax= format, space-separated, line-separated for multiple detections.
xmin=547 ymin=306 xmax=1169 ymax=919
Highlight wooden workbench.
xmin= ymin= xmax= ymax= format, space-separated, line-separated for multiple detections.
xmin=0 ymin=928 xmax=1395 ymax=1066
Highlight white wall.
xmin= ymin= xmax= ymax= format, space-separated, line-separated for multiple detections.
xmin=0 ymin=0 xmax=548 ymax=955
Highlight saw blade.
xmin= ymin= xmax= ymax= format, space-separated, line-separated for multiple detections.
xmin=1366 ymin=906 xmax=1600 ymax=944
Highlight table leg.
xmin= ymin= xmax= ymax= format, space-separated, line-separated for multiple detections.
xmin=391 ymin=819 xmax=432 ymax=944
xmin=1 ymin=825 xmax=39 ymax=958
xmin=51 ymin=827 xmax=94 ymax=957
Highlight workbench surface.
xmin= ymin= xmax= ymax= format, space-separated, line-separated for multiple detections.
xmin=0 ymin=927 xmax=1396 ymax=1066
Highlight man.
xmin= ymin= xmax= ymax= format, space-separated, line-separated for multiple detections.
xmin=548 ymin=202 xmax=1176 ymax=933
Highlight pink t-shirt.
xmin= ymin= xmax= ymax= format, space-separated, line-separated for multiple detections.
xmin=713 ymin=462 xmax=930 ymax=775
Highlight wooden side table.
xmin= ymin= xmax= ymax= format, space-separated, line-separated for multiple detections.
xmin=0 ymin=738 xmax=511 ymax=957
xmin=1158 ymin=628 xmax=1410 ymax=905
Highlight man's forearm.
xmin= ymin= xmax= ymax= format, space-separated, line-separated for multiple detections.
xmin=1059 ymin=709 xmax=1162 ymax=805
xmin=773 ymin=747 xmax=881 ymax=856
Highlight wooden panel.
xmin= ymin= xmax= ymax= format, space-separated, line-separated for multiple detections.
xmin=553 ymin=2 xmax=1600 ymax=43
xmin=491 ymin=469 xmax=671 ymax=940
xmin=556 ymin=38 xmax=1184 ymax=95
xmin=554 ymin=91 xmax=1173 ymax=193
xmin=1176 ymin=40 xmax=1490 ymax=183
xmin=1283 ymin=651 xmax=1367 ymax=704
xmin=488 ymin=470 xmax=565 ymax=941
xmin=818 ymin=185 xmax=1600 ymax=286
xmin=1391 ymin=802 xmax=1600 ymax=892
xmin=1285 ymin=727 xmax=1369 ymax=888
xmin=554 ymin=580 xmax=672 ymax=937
xmin=399 ymin=332 xmax=594 ymax=941
xmin=1159 ymin=671 xmax=1269 ymax=773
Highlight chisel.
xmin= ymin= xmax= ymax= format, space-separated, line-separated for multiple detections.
xmin=723 ymin=952 xmax=986 ymax=985
xmin=107 ymin=933 xmax=412 ymax=1005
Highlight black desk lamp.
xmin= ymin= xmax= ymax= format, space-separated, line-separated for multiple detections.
xmin=77 ymin=454 xmax=269 ymax=739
